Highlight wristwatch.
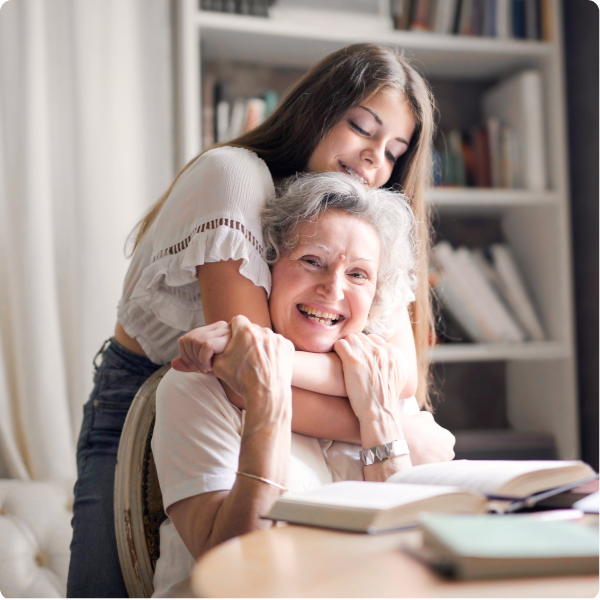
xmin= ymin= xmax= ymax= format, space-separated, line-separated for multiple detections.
xmin=360 ymin=439 xmax=410 ymax=466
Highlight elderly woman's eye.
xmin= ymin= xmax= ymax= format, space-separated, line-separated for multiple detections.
xmin=349 ymin=271 xmax=367 ymax=280
xmin=302 ymin=257 xmax=320 ymax=267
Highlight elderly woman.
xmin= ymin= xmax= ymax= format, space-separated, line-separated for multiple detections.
xmin=151 ymin=172 xmax=453 ymax=596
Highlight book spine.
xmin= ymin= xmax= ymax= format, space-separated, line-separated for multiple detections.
xmin=540 ymin=0 xmax=552 ymax=41
xmin=471 ymin=0 xmax=484 ymax=36
xmin=202 ymin=75 xmax=216 ymax=149
xmin=525 ymin=0 xmax=540 ymax=39
xmin=512 ymin=0 xmax=526 ymax=38
xmin=495 ymin=0 xmax=511 ymax=38
xmin=411 ymin=0 xmax=432 ymax=30
xmin=490 ymin=244 xmax=546 ymax=340
xmin=458 ymin=0 xmax=474 ymax=35
xmin=487 ymin=118 xmax=501 ymax=188
xmin=482 ymin=0 xmax=496 ymax=37
xmin=521 ymin=71 xmax=546 ymax=191
xmin=394 ymin=0 xmax=413 ymax=30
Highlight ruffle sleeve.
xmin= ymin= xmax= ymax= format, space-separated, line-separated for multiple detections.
xmin=118 ymin=147 xmax=274 ymax=363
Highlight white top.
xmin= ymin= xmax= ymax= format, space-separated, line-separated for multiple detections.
xmin=118 ymin=146 xmax=274 ymax=364
xmin=151 ymin=369 xmax=419 ymax=597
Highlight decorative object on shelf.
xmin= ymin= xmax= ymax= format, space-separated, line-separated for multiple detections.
xmin=392 ymin=0 xmax=548 ymax=40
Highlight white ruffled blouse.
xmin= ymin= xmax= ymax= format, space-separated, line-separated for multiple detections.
xmin=118 ymin=146 xmax=274 ymax=365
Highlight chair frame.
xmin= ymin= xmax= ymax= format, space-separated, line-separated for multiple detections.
xmin=114 ymin=364 xmax=170 ymax=598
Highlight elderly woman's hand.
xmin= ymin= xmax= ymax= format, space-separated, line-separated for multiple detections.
xmin=334 ymin=333 xmax=407 ymax=424
xmin=334 ymin=333 xmax=411 ymax=479
xmin=212 ymin=315 xmax=295 ymax=422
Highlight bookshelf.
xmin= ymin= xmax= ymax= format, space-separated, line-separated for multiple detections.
xmin=173 ymin=0 xmax=578 ymax=460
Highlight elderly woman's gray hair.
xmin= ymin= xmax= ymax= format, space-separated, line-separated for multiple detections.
xmin=261 ymin=172 xmax=418 ymax=338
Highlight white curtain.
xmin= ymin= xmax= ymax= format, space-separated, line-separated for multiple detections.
xmin=0 ymin=0 xmax=174 ymax=490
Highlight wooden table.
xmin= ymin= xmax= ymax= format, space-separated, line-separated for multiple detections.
xmin=192 ymin=525 xmax=599 ymax=598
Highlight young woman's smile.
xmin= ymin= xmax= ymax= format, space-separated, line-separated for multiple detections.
xmin=269 ymin=209 xmax=381 ymax=353
xmin=306 ymin=89 xmax=416 ymax=189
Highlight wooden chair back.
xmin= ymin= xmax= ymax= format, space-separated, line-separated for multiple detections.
xmin=114 ymin=364 xmax=170 ymax=598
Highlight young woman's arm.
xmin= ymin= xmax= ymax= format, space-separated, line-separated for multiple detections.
xmin=196 ymin=259 xmax=361 ymax=442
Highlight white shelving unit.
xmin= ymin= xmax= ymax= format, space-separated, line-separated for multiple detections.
xmin=174 ymin=0 xmax=578 ymax=460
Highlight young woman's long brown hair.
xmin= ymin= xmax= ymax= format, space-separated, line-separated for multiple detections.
xmin=134 ymin=43 xmax=436 ymax=409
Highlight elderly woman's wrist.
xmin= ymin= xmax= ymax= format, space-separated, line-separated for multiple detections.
xmin=358 ymin=410 xmax=404 ymax=449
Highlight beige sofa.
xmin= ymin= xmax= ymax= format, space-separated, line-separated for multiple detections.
xmin=0 ymin=480 xmax=72 ymax=597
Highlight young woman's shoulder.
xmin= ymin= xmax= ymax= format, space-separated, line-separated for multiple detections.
xmin=190 ymin=145 xmax=272 ymax=188
xmin=157 ymin=145 xmax=274 ymax=221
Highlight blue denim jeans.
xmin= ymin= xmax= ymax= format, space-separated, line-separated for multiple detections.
xmin=67 ymin=338 xmax=162 ymax=598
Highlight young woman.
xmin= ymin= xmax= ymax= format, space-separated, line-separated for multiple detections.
xmin=67 ymin=43 xmax=453 ymax=598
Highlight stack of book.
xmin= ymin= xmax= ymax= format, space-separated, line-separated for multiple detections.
xmin=200 ymin=0 xmax=271 ymax=17
xmin=435 ymin=70 xmax=546 ymax=190
xmin=203 ymin=80 xmax=280 ymax=147
xmin=392 ymin=0 xmax=551 ymax=40
xmin=431 ymin=241 xmax=545 ymax=344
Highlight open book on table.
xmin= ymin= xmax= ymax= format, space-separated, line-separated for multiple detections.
xmin=263 ymin=460 xmax=596 ymax=534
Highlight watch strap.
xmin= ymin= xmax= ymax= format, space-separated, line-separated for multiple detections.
xmin=360 ymin=438 xmax=410 ymax=466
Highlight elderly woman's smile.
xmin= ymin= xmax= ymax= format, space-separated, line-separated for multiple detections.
xmin=269 ymin=208 xmax=381 ymax=354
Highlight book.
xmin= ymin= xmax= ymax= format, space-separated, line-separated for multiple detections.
xmin=512 ymin=0 xmax=526 ymax=38
xmin=393 ymin=0 xmax=413 ymax=30
xmin=434 ymin=270 xmax=488 ymax=342
xmin=245 ymin=97 xmax=266 ymax=132
xmin=410 ymin=0 xmax=432 ymax=31
xmin=540 ymin=0 xmax=552 ymax=41
xmin=483 ymin=70 xmax=547 ymax=191
xmin=525 ymin=0 xmax=540 ymax=40
xmin=482 ymin=0 xmax=496 ymax=37
xmin=495 ymin=0 xmax=512 ymax=38
xmin=412 ymin=513 xmax=599 ymax=580
xmin=202 ymin=74 xmax=216 ymax=148
xmin=457 ymin=0 xmax=474 ymax=35
xmin=486 ymin=117 xmax=501 ymax=187
xmin=489 ymin=244 xmax=545 ymax=340
xmin=387 ymin=459 xmax=596 ymax=500
xmin=432 ymin=242 xmax=501 ymax=342
xmin=263 ymin=480 xmax=488 ymax=533
xmin=453 ymin=247 xmax=525 ymax=342
xmin=470 ymin=0 xmax=484 ymax=35
xmin=432 ymin=0 xmax=458 ymax=34
xmin=472 ymin=124 xmax=491 ymax=187
xmin=536 ymin=478 xmax=599 ymax=509
xmin=216 ymin=100 xmax=230 ymax=143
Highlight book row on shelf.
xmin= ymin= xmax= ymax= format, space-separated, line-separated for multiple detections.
xmin=199 ymin=0 xmax=272 ymax=17
xmin=393 ymin=0 xmax=551 ymax=40
xmin=431 ymin=240 xmax=546 ymax=344
xmin=435 ymin=69 xmax=546 ymax=190
xmin=203 ymin=79 xmax=280 ymax=146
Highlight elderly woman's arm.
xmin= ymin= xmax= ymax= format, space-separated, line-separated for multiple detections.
xmin=169 ymin=316 xmax=294 ymax=560
xmin=334 ymin=333 xmax=415 ymax=481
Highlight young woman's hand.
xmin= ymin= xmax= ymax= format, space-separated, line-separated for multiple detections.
xmin=399 ymin=412 xmax=455 ymax=465
xmin=172 ymin=321 xmax=231 ymax=373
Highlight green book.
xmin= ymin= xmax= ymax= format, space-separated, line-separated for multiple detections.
xmin=410 ymin=514 xmax=599 ymax=580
